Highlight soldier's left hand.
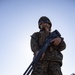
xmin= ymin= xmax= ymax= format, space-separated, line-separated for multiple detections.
xmin=51 ymin=37 xmax=61 ymax=46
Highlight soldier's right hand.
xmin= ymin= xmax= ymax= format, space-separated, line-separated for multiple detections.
xmin=40 ymin=53 xmax=45 ymax=60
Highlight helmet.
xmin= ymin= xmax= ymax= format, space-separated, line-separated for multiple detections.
xmin=38 ymin=16 xmax=52 ymax=29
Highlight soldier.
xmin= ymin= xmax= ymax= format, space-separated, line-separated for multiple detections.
xmin=30 ymin=16 xmax=66 ymax=75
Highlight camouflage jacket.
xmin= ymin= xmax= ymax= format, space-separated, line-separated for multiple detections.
xmin=30 ymin=30 xmax=66 ymax=66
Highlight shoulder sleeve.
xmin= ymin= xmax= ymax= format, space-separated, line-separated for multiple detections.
xmin=30 ymin=32 xmax=40 ymax=53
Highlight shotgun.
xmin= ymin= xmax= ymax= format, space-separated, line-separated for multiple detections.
xmin=23 ymin=30 xmax=61 ymax=75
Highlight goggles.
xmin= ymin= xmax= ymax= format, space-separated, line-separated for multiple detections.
xmin=39 ymin=20 xmax=50 ymax=25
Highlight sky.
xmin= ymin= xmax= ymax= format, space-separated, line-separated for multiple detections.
xmin=0 ymin=0 xmax=75 ymax=75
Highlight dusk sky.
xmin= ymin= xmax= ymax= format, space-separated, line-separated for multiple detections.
xmin=0 ymin=0 xmax=75 ymax=75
